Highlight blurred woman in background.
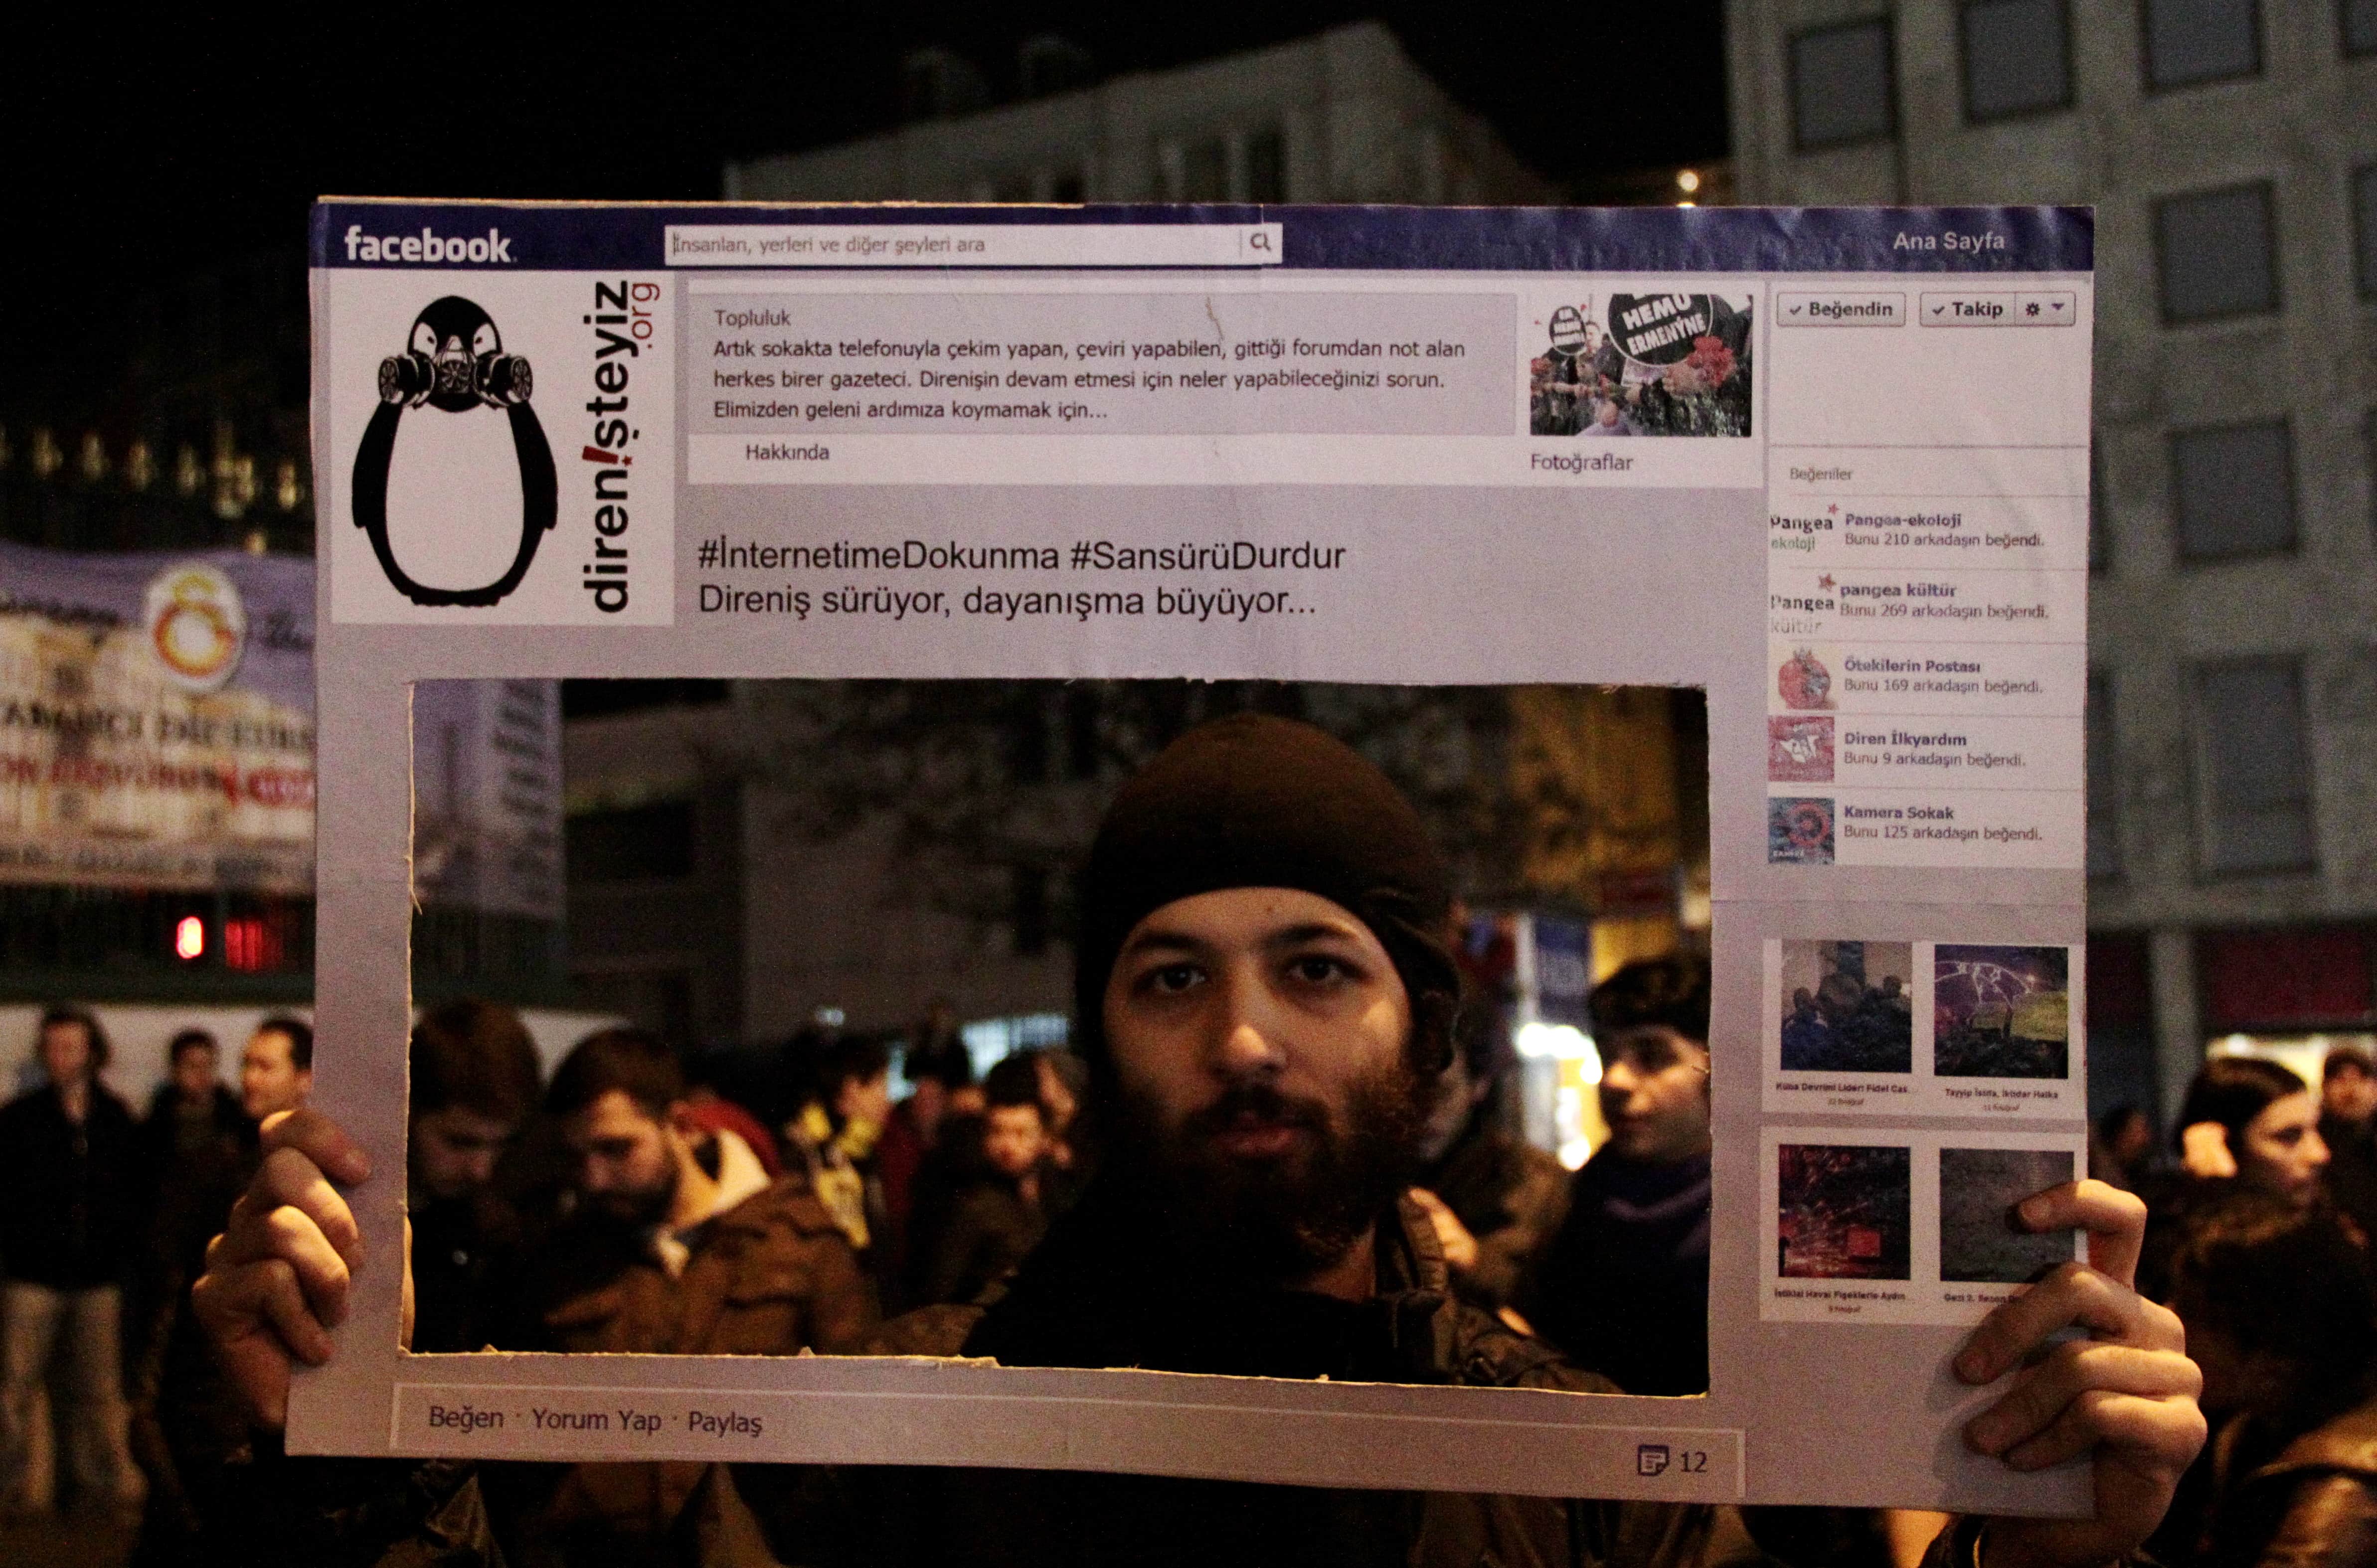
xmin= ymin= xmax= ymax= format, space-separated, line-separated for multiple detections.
xmin=2160 ymin=1189 xmax=2377 ymax=1566
xmin=2175 ymin=1057 xmax=2330 ymax=1208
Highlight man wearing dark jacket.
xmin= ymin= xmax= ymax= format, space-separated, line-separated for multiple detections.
xmin=127 ymin=1027 xmax=257 ymax=1558
xmin=917 ymin=1053 xmax=1051 ymax=1306
xmin=197 ymin=717 xmax=2204 ymax=1568
xmin=0 ymin=1005 xmax=146 ymax=1516
xmin=1529 ymin=957 xmax=1716 ymax=1396
xmin=487 ymin=1027 xmax=877 ymax=1562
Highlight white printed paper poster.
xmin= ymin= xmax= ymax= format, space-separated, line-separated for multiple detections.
xmin=304 ymin=200 xmax=2098 ymax=1515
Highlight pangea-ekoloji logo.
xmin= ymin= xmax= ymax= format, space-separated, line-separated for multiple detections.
xmin=351 ymin=296 xmax=558 ymax=607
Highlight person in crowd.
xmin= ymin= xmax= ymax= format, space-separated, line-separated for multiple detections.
xmin=2155 ymin=1188 xmax=2377 ymax=1566
xmin=1781 ymin=985 xmax=1829 ymax=1061
xmin=2322 ymin=1046 xmax=2377 ymax=1243
xmin=1406 ymin=1000 xmax=1567 ymax=1319
xmin=405 ymin=998 xmax=542 ymax=1355
xmin=1028 ymin=1047 xmax=1092 ymax=1214
xmin=2140 ymin=1055 xmax=2341 ymax=1300
xmin=905 ymin=998 xmax=971 ymax=1089
xmin=1527 ymin=955 xmax=1714 ymax=1396
xmin=2091 ymin=1103 xmax=2160 ymax=1192
xmin=0 ymin=1006 xmax=145 ymax=1518
xmin=679 ymin=1059 xmax=784 ymax=1179
xmin=480 ymin=1027 xmax=874 ymax=1558
xmin=918 ymin=1054 xmax=1051 ymax=1306
xmin=783 ymin=1033 xmax=893 ymax=1266
xmin=237 ymin=1015 xmax=312 ymax=1123
xmin=195 ymin=717 xmax=2204 ymax=1568
xmin=126 ymin=1028 xmax=256 ymax=1561
xmin=876 ymin=1033 xmax=976 ymax=1307
xmin=141 ymin=1030 xmax=249 ymax=1179
xmin=899 ymin=1075 xmax=994 ymax=1310
xmin=2175 ymin=1056 xmax=2331 ymax=1209
xmin=1583 ymin=391 xmax=1638 ymax=437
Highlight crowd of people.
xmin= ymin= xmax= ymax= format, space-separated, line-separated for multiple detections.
xmin=0 ymin=1012 xmax=312 ymax=1540
xmin=1 ymin=714 xmax=2213 ymax=1566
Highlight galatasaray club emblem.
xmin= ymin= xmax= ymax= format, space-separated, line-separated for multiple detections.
xmin=144 ymin=564 xmax=248 ymax=693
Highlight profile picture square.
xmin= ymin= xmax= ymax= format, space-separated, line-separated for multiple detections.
xmin=1777 ymin=940 xmax=1913 ymax=1074
xmin=1939 ymin=1148 xmax=2076 ymax=1284
xmin=1776 ymin=1144 xmax=1911 ymax=1281
xmin=1933 ymin=944 xmax=2070 ymax=1080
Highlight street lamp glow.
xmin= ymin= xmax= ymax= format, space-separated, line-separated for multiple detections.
xmin=1677 ymin=168 xmax=1701 ymax=194
xmin=174 ymin=915 xmax=206 ymax=961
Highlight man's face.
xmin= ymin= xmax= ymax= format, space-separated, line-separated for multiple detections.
xmin=411 ymin=1105 xmax=518 ymax=1203
xmin=241 ymin=1028 xmax=311 ymax=1120
xmin=1596 ymin=399 xmax=1622 ymax=427
xmin=983 ymin=1103 xmax=1048 ymax=1180
xmin=170 ymin=1043 xmax=218 ymax=1102
xmin=2326 ymin=1063 xmax=2377 ymax=1124
xmin=1102 ymin=886 xmax=1430 ymax=1276
xmin=835 ymin=1068 xmax=892 ymax=1131
xmin=39 ymin=1021 xmax=92 ymax=1088
xmin=1596 ymin=1025 xmax=1712 ymax=1164
xmin=564 ymin=1088 xmax=681 ymax=1225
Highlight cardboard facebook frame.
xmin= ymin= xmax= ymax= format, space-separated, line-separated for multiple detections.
xmin=304 ymin=198 xmax=2096 ymax=1512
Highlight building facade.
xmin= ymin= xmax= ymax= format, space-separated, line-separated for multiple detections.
xmin=1728 ymin=0 xmax=2377 ymax=1118
xmin=725 ymin=22 xmax=1556 ymax=208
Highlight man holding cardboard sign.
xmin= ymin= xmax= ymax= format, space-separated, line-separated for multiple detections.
xmin=196 ymin=714 xmax=2201 ymax=1568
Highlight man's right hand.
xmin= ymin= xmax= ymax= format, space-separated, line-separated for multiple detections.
xmin=190 ymin=1107 xmax=372 ymax=1430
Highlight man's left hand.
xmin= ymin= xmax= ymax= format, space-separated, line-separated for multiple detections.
xmin=1957 ymin=1180 xmax=2205 ymax=1568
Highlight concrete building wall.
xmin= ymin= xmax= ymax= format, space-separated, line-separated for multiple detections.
xmin=1728 ymin=0 xmax=2377 ymax=1114
xmin=561 ymin=691 xmax=1070 ymax=1045
xmin=724 ymin=23 xmax=1556 ymax=207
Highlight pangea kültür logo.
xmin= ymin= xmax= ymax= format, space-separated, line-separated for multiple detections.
xmin=350 ymin=296 xmax=556 ymax=607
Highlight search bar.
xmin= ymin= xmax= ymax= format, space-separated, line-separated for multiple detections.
xmin=663 ymin=223 xmax=1283 ymax=268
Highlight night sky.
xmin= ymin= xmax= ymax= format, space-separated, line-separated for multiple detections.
xmin=3 ymin=4 xmax=1726 ymax=414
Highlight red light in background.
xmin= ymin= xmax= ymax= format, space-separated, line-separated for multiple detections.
xmin=224 ymin=917 xmax=281 ymax=972
xmin=174 ymin=915 xmax=206 ymax=961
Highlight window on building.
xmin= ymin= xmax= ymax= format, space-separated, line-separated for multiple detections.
xmin=566 ymin=799 xmax=696 ymax=882
xmin=2195 ymin=658 xmax=2317 ymax=874
xmin=1246 ymin=129 xmax=1287 ymax=202
xmin=2355 ymin=164 xmax=2377 ymax=298
xmin=2155 ymin=182 xmax=2278 ymax=321
xmin=2087 ymin=671 xmax=2121 ymax=880
xmin=2171 ymin=419 xmax=2296 ymax=560
xmin=2143 ymin=0 xmax=2262 ymax=87
xmin=1962 ymin=0 xmax=2073 ymax=120
xmin=1790 ymin=18 xmax=1897 ymax=150
xmin=1183 ymin=138 xmax=1229 ymax=201
xmin=2341 ymin=0 xmax=2377 ymax=54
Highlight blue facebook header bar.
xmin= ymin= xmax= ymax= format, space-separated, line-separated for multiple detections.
xmin=314 ymin=201 xmax=2092 ymax=275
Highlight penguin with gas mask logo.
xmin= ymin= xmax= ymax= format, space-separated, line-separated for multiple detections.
xmin=351 ymin=296 xmax=557 ymax=607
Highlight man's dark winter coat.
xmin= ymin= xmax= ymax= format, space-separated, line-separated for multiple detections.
xmin=0 ymin=1079 xmax=142 ymax=1287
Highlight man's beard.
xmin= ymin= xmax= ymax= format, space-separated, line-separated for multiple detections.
xmin=589 ymin=1163 xmax=679 ymax=1231
xmin=1112 ymin=1057 xmax=1438 ymax=1285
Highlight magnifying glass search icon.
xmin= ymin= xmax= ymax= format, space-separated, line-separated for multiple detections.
xmin=1249 ymin=230 xmax=1272 ymax=252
